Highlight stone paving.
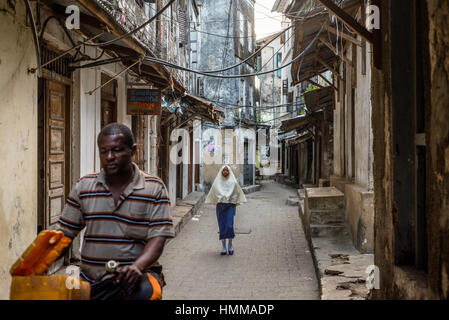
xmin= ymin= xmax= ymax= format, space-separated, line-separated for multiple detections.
xmin=159 ymin=181 xmax=320 ymax=300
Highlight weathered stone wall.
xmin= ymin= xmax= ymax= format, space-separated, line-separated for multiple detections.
xmin=0 ymin=1 xmax=38 ymax=299
xmin=426 ymin=0 xmax=449 ymax=300
xmin=258 ymin=36 xmax=282 ymax=123
xmin=371 ymin=0 xmax=449 ymax=299
xmin=330 ymin=38 xmax=374 ymax=253
xmin=199 ymin=0 xmax=256 ymax=126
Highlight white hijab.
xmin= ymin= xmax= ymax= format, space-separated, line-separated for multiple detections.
xmin=205 ymin=165 xmax=247 ymax=205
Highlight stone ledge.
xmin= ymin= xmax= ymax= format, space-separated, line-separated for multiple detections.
xmin=171 ymin=192 xmax=206 ymax=238
xmin=241 ymin=184 xmax=261 ymax=194
xmin=298 ymin=195 xmax=374 ymax=300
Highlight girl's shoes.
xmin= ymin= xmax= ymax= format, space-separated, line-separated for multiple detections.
xmin=221 ymin=248 xmax=227 ymax=255
xmin=228 ymin=248 xmax=234 ymax=255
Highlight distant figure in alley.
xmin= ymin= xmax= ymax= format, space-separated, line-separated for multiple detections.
xmin=205 ymin=165 xmax=247 ymax=255
xmin=56 ymin=123 xmax=174 ymax=300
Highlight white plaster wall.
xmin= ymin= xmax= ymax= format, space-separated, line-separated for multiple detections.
xmin=354 ymin=42 xmax=373 ymax=189
xmin=0 ymin=3 xmax=38 ymax=299
xmin=345 ymin=60 xmax=354 ymax=179
xmin=333 ymin=65 xmax=345 ymax=177
xmin=79 ymin=65 xmax=99 ymax=176
xmin=169 ymin=152 xmax=177 ymax=207
xmin=78 ymin=49 xmax=131 ymax=176
xmin=149 ymin=116 xmax=159 ymax=175
xmin=333 ymin=41 xmax=372 ymax=186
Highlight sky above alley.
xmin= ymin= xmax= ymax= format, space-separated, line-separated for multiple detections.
xmin=254 ymin=0 xmax=283 ymax=39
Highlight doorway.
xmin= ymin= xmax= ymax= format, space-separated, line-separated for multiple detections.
xmin=100 ymin=73 xmax=117 ymax=128
xmin=38 ymin=78 xmax=71 ymax=231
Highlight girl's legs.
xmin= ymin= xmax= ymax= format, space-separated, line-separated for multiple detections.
xmin=227 ymin=239 xmax=234 ymax=255
xmin=221 ymin=240 xmax=227 ymax=255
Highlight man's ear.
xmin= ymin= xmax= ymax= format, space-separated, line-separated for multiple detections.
xmin=131 ymin=144 xmax=137 ymax=156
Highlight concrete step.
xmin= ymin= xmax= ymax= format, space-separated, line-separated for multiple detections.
xmin=311 ymin=224 xmax=349 ymax=238
xmin=306 ymin=187 xmax=345 ymax=210
xmin=310 ymin=209 xmax=346 ymax=225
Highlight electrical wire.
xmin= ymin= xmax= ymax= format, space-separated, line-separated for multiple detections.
xmin=80 ymin=0 xmax=175 ymax=47
xmin=258 ymin=27 xmax=295 ymax=73
xmin=201 ymin=25 xmax=293 ymax=74
xmin=23 ymin=0 xmax=41 ymax=76
xmin=38 ymin=15 xmax=84 ymax=61
xmin=212 ymin=0 xmax=233 ymax=103
xmin=140 ymin=20 xmax=327 ymax=78
xmin=73 ymin=20 xmax=326 ymax=81
xmin=148 ymin=1 xmax=294 ymax=75
xmin=211 ymin=29 xmax=295 ymax=111
xmin=194 ymin=27 xmax=282 ymax=39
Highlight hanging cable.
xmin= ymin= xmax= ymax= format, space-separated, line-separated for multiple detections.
xmin=201 ymin=25 xmax=293 ymax=74
xmin=23 ymin=0 xmax=41 ymax=76
xmin=72 ymin=20 xmax=326 ymax=80
xmin=212 ymin=0 xmax=233 ymax=103
xmin=141 ymin=20 xmax=327 ymax=78
xmin=85 ymin=58 xmax=142 ymax=95
xmin=80 ymin=0 xmax=175 ymax=47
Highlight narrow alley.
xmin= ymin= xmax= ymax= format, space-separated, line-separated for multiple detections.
xmin=2 ymin=0 xmax=449 ymax=303
xmin=160 ymin=182 xmax=319 ymax=300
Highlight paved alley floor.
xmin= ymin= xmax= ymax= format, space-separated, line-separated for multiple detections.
xmin=159 ymin=181 xmax=320 ymax=300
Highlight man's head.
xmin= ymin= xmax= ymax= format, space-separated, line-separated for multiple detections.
xmin=97 ymin=123 xmax=136 ymax=176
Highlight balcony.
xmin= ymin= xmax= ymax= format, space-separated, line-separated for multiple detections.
xmin=95 ymin=0 xmax=157 ymax=55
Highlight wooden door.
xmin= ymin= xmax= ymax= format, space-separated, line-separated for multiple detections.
xmin=100 ymin=73 xmax=117 ymax=128
xmin=101 ymin=100 xmax=116 ymax=128
xmin=45 ymin=80 xmax=70 ymax=227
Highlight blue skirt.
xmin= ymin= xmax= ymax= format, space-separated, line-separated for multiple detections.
xmin=216 ymin=203 xmax=236 ymax=240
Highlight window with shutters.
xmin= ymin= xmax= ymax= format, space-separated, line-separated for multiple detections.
xmin=276 ymin=53 xmax=282 ymax=78
xmin=282 ymin=79 xmax=288 ymax=95
xmin=190 ymin=30 xmax=198 ymax=64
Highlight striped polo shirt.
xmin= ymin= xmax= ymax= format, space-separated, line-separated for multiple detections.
xmin=56 ymin=163 xmax=174 ymax=282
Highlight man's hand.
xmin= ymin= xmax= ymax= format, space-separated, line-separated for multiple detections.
xmin=114 ymin=236 xmax=167 ymax=285
xmin=115 ymin=264 xmax=143 ymax=285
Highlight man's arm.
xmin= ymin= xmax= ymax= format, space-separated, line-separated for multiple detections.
xmin=115 ymin=236 xmax=167 ymax=284
xmin=116 ymin=179 xmax=174 ymax=285
xmin=56 ymin=182 xmax=85 ymax=239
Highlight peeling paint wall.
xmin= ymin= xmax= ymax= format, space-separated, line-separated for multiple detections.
xmin=425 ymin=0 xmax=449 ymax=300
xmin=198 ymin=0 xmax=256 ymax=126
xmin=258 ymin=37 xmax=282 ymax=123
xmin=330 ymin=38 xmax=374 ymax=253
xmin=372 ymin=0 xmax=449 ymax=299
xmin=0 ymin=1 xmax=38 ymax=299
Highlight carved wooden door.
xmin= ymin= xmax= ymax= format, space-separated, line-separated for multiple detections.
xmin=45 ymin=80 xmax=69 ymax=227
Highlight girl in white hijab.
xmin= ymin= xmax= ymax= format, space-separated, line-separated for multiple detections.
xmin=205 ymin=165 xmax=247 ymax=255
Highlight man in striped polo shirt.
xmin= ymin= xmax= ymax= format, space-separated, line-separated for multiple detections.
xmin=56 ymin=123 xmax=174 ymax=300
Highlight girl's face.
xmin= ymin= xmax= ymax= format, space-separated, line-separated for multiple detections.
xmin=221 ymin=167 xmax=230 ymax=178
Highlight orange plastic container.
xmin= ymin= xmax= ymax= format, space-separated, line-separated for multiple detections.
xmin=10 ymin=275 xmax=90 ymax=300
xmin=10 ymin=230 xmax=90 ymax=300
